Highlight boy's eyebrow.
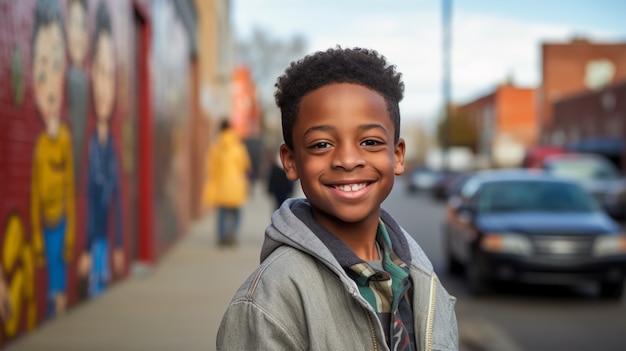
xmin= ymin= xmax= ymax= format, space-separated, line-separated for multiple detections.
xmin=303 ymin=125 xmax=334 ymax=138
xmin=303 ymin=123 xmax=389 ymax=138
xmin=358 ymin=123 xmax=389 ymax=134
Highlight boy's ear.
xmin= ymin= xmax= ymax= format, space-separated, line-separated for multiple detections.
xmin=394 ymin=138 xmax=406 ymax=176
xmin=280 ymin=144 xmax=299 ymax=181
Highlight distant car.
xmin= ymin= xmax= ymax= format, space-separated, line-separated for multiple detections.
xmin=406 ymin=167 xmax=442 ymax=193
xmin=521 ymin=145 xmax=568 ymax=169
xmin=431 ymin=171 xmax=472 ymax=201
xmin=541 ymin=153 xmax=626 ymax=220
xmin=443 ymin=169 xmax=626 ymax=298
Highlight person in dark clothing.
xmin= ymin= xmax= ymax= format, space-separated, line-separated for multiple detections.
xmin=267 ymin=152 xmax=295 ymax=210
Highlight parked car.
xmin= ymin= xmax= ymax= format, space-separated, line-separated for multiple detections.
xmin=431 ymin=171 xmax=473 ymax=201
xmin=521 ymin=145 xmax=568 ymax=169
xmin=541 ymin=153 xmax=626 ymax=220
xmin=406 ymin=167 xmax=443 ymax=193
xmin=443 ymin=169 xmax=626 ymax=298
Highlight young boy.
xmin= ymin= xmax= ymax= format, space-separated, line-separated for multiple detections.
xmin=217 ymin=47 xmax=458 ymax=351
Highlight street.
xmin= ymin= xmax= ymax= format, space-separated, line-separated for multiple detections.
xmin=386 ymin=176 xmax=626 ymax=351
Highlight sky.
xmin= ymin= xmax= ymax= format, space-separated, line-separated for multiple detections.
xmin=232 ymin=0 xmax=626 ymax=130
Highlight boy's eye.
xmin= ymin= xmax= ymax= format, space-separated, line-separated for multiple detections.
xmin=361 ymin=139 xmax=384 ymax=147
xmin=310 ymin=141 xmax=332 ymax=149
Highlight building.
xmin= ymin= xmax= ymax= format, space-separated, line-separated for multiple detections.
xmin=552 ymin=80 xmax=626 ymax=173
xmin=231 ymin=66 xmax=264 ymax=180
xmin=0 ymin=0 xmax=232 ymax=346
xmin=540 ymin=38 xmax=626 ymax=142
xmin=456 ymin=83 xmax=537 ymax=167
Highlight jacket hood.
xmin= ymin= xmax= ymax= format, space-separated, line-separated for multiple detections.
xmin=262 ymin=198 xmax=434 ymax=277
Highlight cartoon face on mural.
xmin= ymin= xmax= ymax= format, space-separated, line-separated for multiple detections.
xmin=32 ymin=0 xmax=66 ymax=137
xmin=92 ymin=3 xmax=115 ymax=123
xmin=67 ymin=0 xmax=88 ymax=67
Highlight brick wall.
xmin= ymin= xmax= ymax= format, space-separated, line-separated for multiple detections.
xmin=541 ymin=39 xmax=626 ymax=132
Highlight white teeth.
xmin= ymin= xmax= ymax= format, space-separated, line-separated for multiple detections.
xmin=337 ymin=183 xmax=367 ymax=192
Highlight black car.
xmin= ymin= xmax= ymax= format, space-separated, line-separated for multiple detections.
xmin=443 ymin=169 xmax=626 ymax=298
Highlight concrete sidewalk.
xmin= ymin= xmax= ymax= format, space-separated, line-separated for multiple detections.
xmin=6 ymin=183 xmax=519 ymax=351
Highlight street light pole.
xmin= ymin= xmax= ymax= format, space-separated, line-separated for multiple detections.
xmin=441 ymin=0 xmax=452 ymax=172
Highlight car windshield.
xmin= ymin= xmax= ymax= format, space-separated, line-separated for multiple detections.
xmin=545 ymin=158 xmax=620 ymax=181
xmin=477 ymin=181 xmax=598 ymax=213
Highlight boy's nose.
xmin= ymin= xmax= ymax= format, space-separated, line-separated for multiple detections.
xmin=331 ymin=145 xmax=365 ymax=170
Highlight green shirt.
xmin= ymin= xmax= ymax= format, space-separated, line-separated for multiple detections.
xmin=347 ymin=220 xmax=416 ymax=351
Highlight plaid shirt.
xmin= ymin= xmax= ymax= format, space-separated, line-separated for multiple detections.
xmin=299 ymin=208 xmax=417 ymax=351
xmin=347 ymin=220 xmax=416 ymax=351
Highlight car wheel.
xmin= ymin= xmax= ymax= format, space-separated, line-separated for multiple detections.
xmin=600 ymin=282 xmax=624 ymax=300
xmin=467 ymin=253 xmax=490 ymax=296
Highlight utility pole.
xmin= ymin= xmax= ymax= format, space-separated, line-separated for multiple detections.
xmin=441 ymin=0 xmax=452 ymax=172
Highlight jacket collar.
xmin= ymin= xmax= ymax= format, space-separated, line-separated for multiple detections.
xmin=289 ymin=200 xmax=413 ymax=267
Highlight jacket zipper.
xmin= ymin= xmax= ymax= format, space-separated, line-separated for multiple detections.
xmin=351 ymin=279 xmax=379 ymax=351
xmin=425 ymin=274 xmax=437 ymax=351
xmin=365 ymin=310 xmax=379 ymax=351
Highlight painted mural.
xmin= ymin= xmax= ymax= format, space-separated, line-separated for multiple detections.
xmin=30 ymin=0 xmax=76 ymax=318
xmin=1 ymin=213 xmax=38 ymax=342
xmin=81 ymin=1 xmax=124 ymax=299
xmin=66 ymin=0 xmax=89 ymax=181
xmin=0 ymin=0 xmax=126 ymax=347
xmin=0 ymin=0 xmax=195 ymax=346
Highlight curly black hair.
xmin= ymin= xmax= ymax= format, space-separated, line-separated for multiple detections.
xmin=274 ymin=47 xmax=405 ymax=150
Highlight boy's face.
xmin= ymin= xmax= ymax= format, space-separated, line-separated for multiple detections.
xmin=281 ymin=83 xmax=405 ymax=229
xmin=33 ymin=21 xmax=65 ymax=128
xmin=92 ymin=32 xmax=115 ymax=121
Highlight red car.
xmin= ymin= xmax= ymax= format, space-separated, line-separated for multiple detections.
xmin=522 ymin=145 xmax=568 ymax=169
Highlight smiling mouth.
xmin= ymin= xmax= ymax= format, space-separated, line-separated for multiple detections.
xmin=334 ymin=183 xmax=368 ymax=192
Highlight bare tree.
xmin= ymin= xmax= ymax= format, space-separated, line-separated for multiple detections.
xmin=436 ymin=108 xmax=479 ymax=153
xmin=235 ymin=27 xmax=308 ymax=179
xmin=235 ymin=27 xmax=308 ymax=117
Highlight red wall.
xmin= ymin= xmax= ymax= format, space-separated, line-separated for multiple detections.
xmin=553 ymin=80 xmax=626 ymax=173
xmin=457 ymin=84 xmax=537 ymax=159
xmin=496 ymin=85 xmax=537 ymax=147
xmin=541 ymin=39 xmax=626 ymax=130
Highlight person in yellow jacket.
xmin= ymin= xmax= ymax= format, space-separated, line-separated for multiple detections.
xmin=203 ymin=120 xmax=252 ymax=246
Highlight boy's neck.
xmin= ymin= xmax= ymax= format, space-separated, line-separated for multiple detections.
xmin=312 ymin=211 xmax=381 ymax=261
xmin=349 ymin=236 xmax=380 ymax=261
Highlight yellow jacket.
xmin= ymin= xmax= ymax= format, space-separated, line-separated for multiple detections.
xmin=203 ymin=128 xmax=251 ymax=208
xmin=31 ymin=124 xmax=76 ymax=265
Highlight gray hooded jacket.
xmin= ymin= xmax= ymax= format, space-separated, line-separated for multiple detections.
xmin=217 ymin=198 xmax=458 ymax=350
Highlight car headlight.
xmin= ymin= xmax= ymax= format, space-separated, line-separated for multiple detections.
xmin=481 ymin=233 xmax=533 ymax=256
xmin=593 ymin=235 xmax=626 ymax=257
